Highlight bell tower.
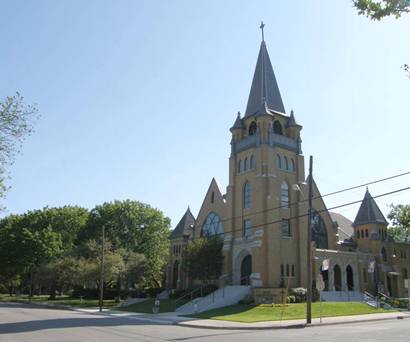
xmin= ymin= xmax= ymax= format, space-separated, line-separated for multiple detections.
xmin=226 ymin=23 xmax=306 ymax=288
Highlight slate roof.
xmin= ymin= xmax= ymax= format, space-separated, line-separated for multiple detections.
xmin=245 ymin=40 xmax=285 ymax=117
xmin=352 ymin=189 xmax=388 ymax=227
xmin=330 ymin=211 xmax=354 ymax=241
xmin=170 ymin=207 xmax=196 ymax=239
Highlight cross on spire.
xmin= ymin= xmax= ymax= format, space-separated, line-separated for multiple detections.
xmin=260 ymin=21 xmax=265 ymax=42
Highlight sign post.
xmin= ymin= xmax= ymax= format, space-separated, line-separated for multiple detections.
xmin=317 ymin=273 xmax=325 ymax=323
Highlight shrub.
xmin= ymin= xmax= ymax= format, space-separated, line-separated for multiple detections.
xmin=289 ymin=287 xmax=307 ymax=303
xmin=287 ymin=295 xmax=296 ymax=303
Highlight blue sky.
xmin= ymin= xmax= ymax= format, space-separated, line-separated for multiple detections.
xmin=1 ymin=0 xmax=409 ymax=226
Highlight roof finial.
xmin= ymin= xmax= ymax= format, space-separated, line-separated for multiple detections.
xmin=260 ymin=21 xmax=265 ymax=42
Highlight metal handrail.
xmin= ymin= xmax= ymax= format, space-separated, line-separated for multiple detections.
xmin=173 ymin=274 xmax=252 ymax=311
xmin=174 ymin=283 xmax=215 ymax=311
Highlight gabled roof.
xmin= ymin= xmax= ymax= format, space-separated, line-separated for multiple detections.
xmin=330 ymin=212 xmax=354 ymax=241
xmin=170 ymin=207 xmax=195 ymax=239
xmin=244 ymin=40 xmax=285 ymax=117
xmin=353 ymin=189 xmax=388 ymax=227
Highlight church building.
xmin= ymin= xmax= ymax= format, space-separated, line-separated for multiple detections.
xmin=167 ymin=27 xmax=410 ymax=302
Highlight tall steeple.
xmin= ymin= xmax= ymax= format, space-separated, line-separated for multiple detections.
xmin=244 ymin=23 xmax=286 ymax=117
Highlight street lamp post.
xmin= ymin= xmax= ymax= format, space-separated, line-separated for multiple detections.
xmin=99 ymin=225 xmax=105 ymax=313
xmin=306 ymin=156 xmax=313 ymax=324
xmin=292 ymin=155 xmax=313 ymax=324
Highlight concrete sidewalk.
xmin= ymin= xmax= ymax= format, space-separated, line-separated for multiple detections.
xmin=173 ymin=311 xmax=410 ymax=330
xmin=5 ymin=300 xmax=410 ymax=330
xmin=89 ymin=307 xmax=410 ymax=330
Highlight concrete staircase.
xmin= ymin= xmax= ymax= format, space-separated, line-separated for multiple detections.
xmin=320 ymin=291 xmax=364 ymax=302
xmin=176 ymin=285 xmax=251 ymax=315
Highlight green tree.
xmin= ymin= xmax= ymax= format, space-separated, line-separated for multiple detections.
xmin=182 ymin=236 xmax=224 ymax=284
xmin=387 ymin=204 xmax=410 ymax=242
xmin=83 ymin=200 xmax=170 ymax=287
xmin=353 ymin=0 xmax=410 ymax=20
xmin=0 ymin=92 xmax=39 ymax=204
xmin=0 ymin=206 xmax=87 ymax=295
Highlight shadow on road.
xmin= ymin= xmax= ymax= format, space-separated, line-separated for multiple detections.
xmin=0 ymin=315 xmax=157 ymax=334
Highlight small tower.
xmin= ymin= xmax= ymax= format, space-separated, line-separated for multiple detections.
xmin=353 ymin=189 xmax=388 ymax=253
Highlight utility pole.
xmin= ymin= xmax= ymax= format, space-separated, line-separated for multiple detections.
xmin=306 ymin=155 xmax=313 ymax=324
xmin=99 ymin=225 xmax=105 ymax=312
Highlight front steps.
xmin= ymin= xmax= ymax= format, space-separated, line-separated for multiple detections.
xmin=176 ymin=285 xmax=251 ymax=315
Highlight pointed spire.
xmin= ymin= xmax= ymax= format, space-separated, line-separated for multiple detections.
xmin=230 ymin=111 xmax=244 ymax=131
xmin=287 ymin=109 xmax=297 ymax=127
xmin=171 ymin=207 xmax=196 ymax=238
xmin=352 ymin=189 xmax=388 ymax=227
xmin=245 ymin=25 xmax=285 ymax=117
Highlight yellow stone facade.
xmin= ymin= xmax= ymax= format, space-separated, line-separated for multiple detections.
xmin=167 ymin=37 xmax=410 ymax=300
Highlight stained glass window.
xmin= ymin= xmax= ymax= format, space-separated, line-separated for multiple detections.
xmin=202 ymin=212 xmax=224 ymax=237
xmin=311 ymin=210 xmax=328 ymax=249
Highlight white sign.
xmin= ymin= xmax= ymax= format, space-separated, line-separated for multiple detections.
xmin=317 ymin=273 xmax=325 ymax=291
xmin=404 ymin=279 xmax=410 ymax=289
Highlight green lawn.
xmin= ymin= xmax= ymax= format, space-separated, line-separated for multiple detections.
xmin=188 ymin=302 xmax=392 ymax=323
xmin=118 ymin=298 xmax=187 ymax=314
xmin=0 ymin=294 xmax=117 ymax=308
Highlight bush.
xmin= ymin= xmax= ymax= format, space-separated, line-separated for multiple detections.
xmin=287 ymin=295 xmax=296 ymax=303
xmin=289 ymin=287 xmax=307 ymax=303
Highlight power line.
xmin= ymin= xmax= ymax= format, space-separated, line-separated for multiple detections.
xmin=193 ymin=170 xmax=410 ymax=228
xmin=207 ymin=186 xmax=410 ymax=238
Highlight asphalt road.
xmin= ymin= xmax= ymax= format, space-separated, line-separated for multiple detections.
xmin=1 ymin=302 xmax=409 ymax=341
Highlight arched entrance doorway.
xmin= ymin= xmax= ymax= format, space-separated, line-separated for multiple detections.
xmin=346 ymin=265 xmax=354 ymax=291
xmin=334 ymin=264 xmax=341 ymax=291
xmin=172 ymin=260 xmax=179 ymax=289
xmin=241 ymin=255 xmax=252 ymax=285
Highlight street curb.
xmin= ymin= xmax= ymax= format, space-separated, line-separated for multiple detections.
xmin=174 ymin=313 xmax=410 ymax=331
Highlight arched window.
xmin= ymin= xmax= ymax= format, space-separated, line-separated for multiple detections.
xmin=276 ymin=154 xmax=282 ymax=169
xmin=238 ymin=160 xmax=242 ymax=173
xmin=202 ymin=212 xmax=224 ymax=237
xmin=311 ymin=210 xmax=328 ymax=249
xmin=244 ymin=181 xmax=251 ymax=209
xmin=381 ymin=247 xmax=387 ymax=262
xmin=286 ymin=264 xmax=290 ymax=277
xmin=291 ymin=159 xmax=296 ymax=172
xmin=334 ymin=264 xmax=341 ymax=291
xmin=281 ymin=182 xmax=289 ymax=208
xmin=346 ymin=265 xmax=354 ymax=291
xmin=273 ymin=120 xmax=283 ymax=135
xmin=280 ymin=264 xmax=284 ymax=277
xmin=250 ymin=155 xmax=255 ymax=169
xmin=361 ymin=230 xmax=364 ymax=238
xmin=249 ymin=121 xmax=257 ymax=136
xmin=244 ymin=157 xmax=248 ymax=171
xmin=284 ymin=156 xmax=289 ymax=170
xmin=356 ymin=230 xmax=360 ymax=239
xmin=291 ymin=264 xmax=295 ymax=277
xmin=365 ymin=229 xmax=369 ymax=237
